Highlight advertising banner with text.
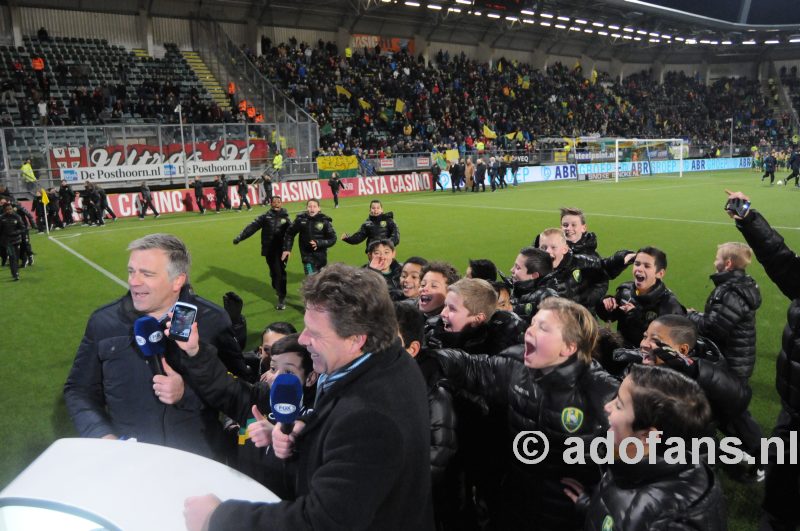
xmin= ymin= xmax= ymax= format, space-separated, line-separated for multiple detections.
xmin=26 ymin=172 xmax=432 ymax=220
xmin=50 ymin=139 xmax=268 ymax=182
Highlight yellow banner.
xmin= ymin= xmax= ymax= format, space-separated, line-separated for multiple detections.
xmin=317 ymin=155 xmax=358 ymax=172
xmin=395 ymin=99 xmax=405 ymax=113
xmin=445 ymin=149 xmax=460 ymax=163
xmin=483 ymin=124 xmax=497 ymax=139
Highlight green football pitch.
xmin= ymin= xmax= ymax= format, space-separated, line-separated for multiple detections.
xmin=2 ymin=168 xmax=796 ymax=529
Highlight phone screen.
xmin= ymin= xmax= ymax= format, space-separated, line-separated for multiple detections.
xmin=170 ymin=304 xmax=197 ymax=342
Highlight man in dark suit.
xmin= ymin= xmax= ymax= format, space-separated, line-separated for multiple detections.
xmin=182 ymin=263 xmax=435 ymax=531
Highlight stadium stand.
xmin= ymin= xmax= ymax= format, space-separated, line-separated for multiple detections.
xmin=245 ymin=40 xmax=787 ymax=155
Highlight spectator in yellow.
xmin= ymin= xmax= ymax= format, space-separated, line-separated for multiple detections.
xmin=272 ymin=151 xmax=284 ymax=180
xmin=20 ymin=159 xmax=36 ymax=192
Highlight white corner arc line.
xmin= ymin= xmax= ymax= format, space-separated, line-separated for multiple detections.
xmin=49 ymin=236 xmax=128 ymax=288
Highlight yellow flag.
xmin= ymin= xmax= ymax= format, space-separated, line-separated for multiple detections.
xmin=358 ymin=98 xmax=372 ymax=110
xmin=591 ymin=68 xmax=598 ymax=84
xmin=395 ymin=99 xmax=405 ymax=113
xmin=41 ymin=188 xmax=49 ymax=206
xmin=505 ymin=131 xmax=516 ymax=140
xmin=483 ymin=125 xmax=497 ymax=139
xmin=517 ymin=74 xmax=523 ymax=86
xmin=335 ymin=85 xmax=352 ymax=99
xmin=516 ymin=131 xmax=524 ymax=141
xmin=345 ymin=47 xmax=352 ymax=58
xmin=497 ymin=61 xmax=503 ymax=72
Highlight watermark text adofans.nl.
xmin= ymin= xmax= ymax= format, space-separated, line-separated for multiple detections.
xmin=512 ymin=430 xmax=799 ymax=465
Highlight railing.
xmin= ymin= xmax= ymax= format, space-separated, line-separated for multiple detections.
xmin=0 ymin=123 xmax=312 ymax=197
xmin=190 ymin=19 xmax=319 ymax=167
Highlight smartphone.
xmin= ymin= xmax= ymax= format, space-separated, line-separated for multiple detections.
xmin=169 ymin=302 xmax=198 ymax=342
xmin=725 ymin=198 xmax=750 ymax=217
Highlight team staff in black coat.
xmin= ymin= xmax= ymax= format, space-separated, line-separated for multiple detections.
xmin=236 ymin=176 xmax=251 ymax=211
xmin=341 ymin=199 xmax=400 ymax=251
xmin=432 ymin=160 xmax=444 ymax=191
xmin=183 ymin=264 xmax=435 ymax=531
xmin=96 ymin=184 xmax=116 ymax=222
xmin=327 ymin=172 xmax=342 ymax=208
xmin=192 ymin=176 xmax=206 ymax=214
xmin=234 ymin=195 xmax=292 ymax=310
xmin=434 ymin=298 xmax=619 ymax=530
xmin=4 ymin=198 xmax=34 ymax=267
xmin=726 ymin=190 xmax=800 ymax=530
xmin=762 ymin=151 xmax=778 ymax=184
xmin=282 ymin=198 xmax=336 ymax=275
xmin=213 ymin=175 xmax=230 ymax=212
xmin=0 ymin=201 xmax=24 ymax=280
xmin=786 ymin=149 xmax=800 ymax=186
xmin=64 ymin=234 xmax=249 ymax=458
xmin=58 ymin=179 xmax=76 ymax=225
xmin=597 ymin=247 xmax=685 ymax=347
xmin=138 ymin=181 xmax=159 ymax=219
xmin=564 ymin=364 xmax=726 ymax=531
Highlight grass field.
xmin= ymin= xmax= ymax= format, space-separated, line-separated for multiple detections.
xmin=1 ymin=168 xmax=796 ymax=528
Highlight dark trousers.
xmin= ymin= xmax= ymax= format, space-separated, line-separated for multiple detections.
xmin=763 ymin=170 xmax=775 ymax=183
xmin=60 ymin=203 xmax=74 ymax=224
xmin=266 ymin=248 xmax=287 ymax=299
xmin=102 ymin=204 xmax=116 ymax=219
xmin=5 ymin=242 xmax=19 ymax=278
xmin=332 ymin=192 xmax=339 ymax=207
xmin=760 ymin=408 xmax=800 ymax=530
xmin=140 ymin=198 xmax=158 ymax=217
xmin=786 ymin=169 xmax=799 ymax=185
xmin=433 ymin=177 xmax=444 ymax=191
xmin=720 ymin=407 xmax=764 ymax=457
xmin=195 ymin=194 xmax=206 ymax=213
xmin=239 ymin=194 xmax=251 ymax=210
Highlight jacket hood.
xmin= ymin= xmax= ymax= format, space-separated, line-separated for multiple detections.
xmin=711 ymin=270 xmax=762 ymax=310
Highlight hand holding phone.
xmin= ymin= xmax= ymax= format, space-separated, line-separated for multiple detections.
xmin=169 ymin=302 xmax=198 ymax=343
xmin=724 ymin=197 xmax=750 ymax=218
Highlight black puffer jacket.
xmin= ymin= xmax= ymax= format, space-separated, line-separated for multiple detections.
xmin=236 ymin=207 xmax=291 ymax=256
xmin=570 ymin=231 xmax=599 ymax=257
xmin=543 ymin=251 xmax=608 ymax=310
xmin=283 ymin=212 xmax=336 ymax=267
xmin=580 ymin=457 xmax=726 ymax=531
xmin=597 ymin=280 xmax=685 ymax=347
xmin=427 ymin=310 xmax=525 ymax=355
xmin=736 ymin=209 xmax=800 ymax=414
xmin=342 ymin=211 xmax=400 ymax=250
xmin=688 ymin=269 xmax=761 ymax=379
xmin=512 ymin=278 xmax=560 ymax=323
xmin=691 ymin=337 xmax=751 ymax=424
xmin=0 ymin=211 xmax=24 ymax=245
xmin=416 ymin=350 xmax=458 ymax=493
xmin=435 ymin=348 xmax=619 ymax=530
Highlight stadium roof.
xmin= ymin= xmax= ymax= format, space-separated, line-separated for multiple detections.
xmin=13 ymin=0 xmax=800 ymax=63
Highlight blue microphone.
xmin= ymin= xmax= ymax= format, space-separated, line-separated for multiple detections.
xmin=134 ymin=316 xmax=166 ymax=376
xmin=270 ymin=373 xmax=304 ymax=435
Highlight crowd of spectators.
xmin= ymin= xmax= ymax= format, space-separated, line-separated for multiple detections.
xmin=1 ymin=31 xmax=795 ymax=157
xmin=246 ymin=37 xmax=790 ymax=156
xmin=1 ymin=38 xmax=234 ymax=129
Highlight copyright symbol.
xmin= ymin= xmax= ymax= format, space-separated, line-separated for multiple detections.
xmin=512 ymin=430 xmax=549 ymax=465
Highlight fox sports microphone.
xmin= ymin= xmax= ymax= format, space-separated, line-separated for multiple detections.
xmin=134 ymin=316 xmax=166 ymax=376
xmin=270 ymin=373 xmax=304 ymax=435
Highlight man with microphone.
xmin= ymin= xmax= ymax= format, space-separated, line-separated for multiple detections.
xmin=180 ymin=263 xmax=434 ymax=531
xmin=63 ymin=233 xmax=250 ymax=459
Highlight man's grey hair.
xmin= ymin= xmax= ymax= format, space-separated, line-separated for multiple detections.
xmin=128 ymin=233 xmax=191 ymax=281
